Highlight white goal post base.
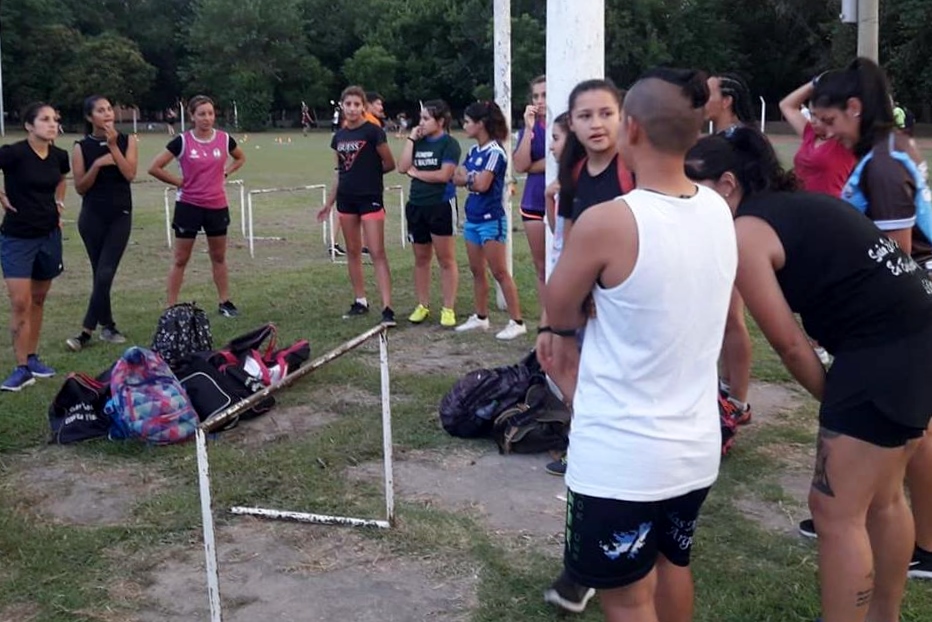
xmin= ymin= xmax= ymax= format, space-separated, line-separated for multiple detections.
xmin=247 ymin=184 xmax=328 ymax=258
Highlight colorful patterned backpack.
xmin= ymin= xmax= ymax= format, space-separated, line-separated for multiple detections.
xmin=107 ymin=346 xmax=199 ymax=445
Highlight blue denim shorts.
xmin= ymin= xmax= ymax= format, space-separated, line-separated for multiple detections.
xmin=463 ymin=217 xmax=507 ymax=245
xmin=0 ymin=229 xmax=64 ymax=280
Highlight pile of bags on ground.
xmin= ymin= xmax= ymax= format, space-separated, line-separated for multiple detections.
xmin=47 ymin=303 xmax=310 ymax=446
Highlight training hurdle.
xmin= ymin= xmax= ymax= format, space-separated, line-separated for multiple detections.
xmin=162 ymin=180 xmax=246 ymax=249
xmin=195 ymin=324 xmax=394 ymax=622
xmin=247 ymin=184 xmax=327 ymax=258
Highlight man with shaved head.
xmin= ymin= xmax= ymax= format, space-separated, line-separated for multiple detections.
xmin=542 ymin=69 xmax=738 ymax=621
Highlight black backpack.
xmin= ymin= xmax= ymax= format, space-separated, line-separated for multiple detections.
xmin=174 ymin=351 xmax=275 ymax=424
xmin=151 ymin=302 xmax=213 ymax=369
xmin=48 ymin=373 xmax=112 ymax=444
xmin=439 ymin=351 xmax=542 ymax=438
xmin=492 ymin=382 xmax=571 ymax=454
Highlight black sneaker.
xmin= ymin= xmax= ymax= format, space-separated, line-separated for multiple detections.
xmin=798 ymin=518 xmax=817 ymax=539
xmin=361 ymin=246 xmax=371 ymax=256
xmin=381 ymin=307 xmax=397 ymax=327
xmin=330 ymin=243 xmax=346 ymax=257
xmin=343 ymin=301 xmax=369 ymax=319
xmin=219 ymin=300 xmax=240 ymax=317
xmin=66 ymin=331 xmax=93 ymax=352
xmin=545 ymin=455 xmax=567 ymax=476
xmin=909 ymin=546 xmax=932 ymax=580
xmin=543 ymin=570 xmax=595 ymax=614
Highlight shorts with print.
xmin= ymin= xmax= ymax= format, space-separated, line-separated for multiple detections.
xmin=563 ymin=486 xmax=711 ymax=590
xmin=337 ymin=196 xmax=384 ymax=219
xmin=0 ymin=229 xmax=64 ymax=280
xmin=463 ymin=217 xmax=507 ymax=245
xmin=405 ymin=199 xmax=455 ymax=244
xmin=173 ymin=202 xmax=230 ymax=239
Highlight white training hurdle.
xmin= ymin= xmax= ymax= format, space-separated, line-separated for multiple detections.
xmin=162 ymin=180 xmax=245 ymax=249
xmin=247 ymin=184 xmax=328 ymax=258
xmin=195 ymin=324 xmax=394 ymax=622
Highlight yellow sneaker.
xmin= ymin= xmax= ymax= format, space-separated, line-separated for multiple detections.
xmin=440 ymin=307 xmax=456 ymax=328
xmin=408 ymin=304 xmax=430 ymax=324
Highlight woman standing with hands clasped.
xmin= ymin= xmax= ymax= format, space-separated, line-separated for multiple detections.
xmin=66 ymin=95 xmax=138 ymax=351
xmin=513 ymin=75 xmax=548 ymax=303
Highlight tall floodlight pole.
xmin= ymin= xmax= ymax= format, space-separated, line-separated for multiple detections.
xmin=856 ymin=0 xmax=879 ymax=61
xmin=493 ymin=0 xmax=512 ymax=310
xmin=545 ymin=0 xmax=605 ymax=278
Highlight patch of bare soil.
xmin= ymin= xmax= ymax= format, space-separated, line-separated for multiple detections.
xmin=746 ymin=381 xmax=806 ymax=424
xmin=349 ymin=446 xmax=566 ymax=554
xmin=0 ymin=603 xmax=40 ymax=622
xmin=2 ymin=449 xmax=170 ymax=527
xmin=220 ymin=404 xmax=340 ymax=447
xmin=383 ymin=329 xmax=529 ymax=377
xmin=136 ymin=519 xmax=477 ymax=622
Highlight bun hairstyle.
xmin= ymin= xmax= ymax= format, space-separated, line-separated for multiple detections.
xmin=463 ymin=100 xmax=509 ymax=141
xmin=685 ymin=126 xmax=798 ymax=198
xmin=811 ymin=57 xmax=895 ymax=158
xmin=713 ymin=72 xmax=754 ymax=124
xmin=557 ymin=79 xmax=625 ymax=213
xmin=187 ymin=95 xmax=215 ymax=116
xmin=421 ymin=99 xmax=452 ymax=130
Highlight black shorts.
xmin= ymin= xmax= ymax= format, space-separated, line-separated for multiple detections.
xmin=520 ymin=207 xmax=545 ymax=222
xmin=337 ymin=196 xmax=384 ymax=218
xmin=172 ymin=202 xmax=230 ymax=239
xmin=563 ymin=487 xmax=710 ymax=590
xmin=820 ymin=324 xmax=932 ymax=447
xmin=405 ymin=199 xmax=455 ymax=244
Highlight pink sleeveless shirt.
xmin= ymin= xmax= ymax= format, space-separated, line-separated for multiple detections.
xmin=177 ymin=130 xmax=229 ymax=209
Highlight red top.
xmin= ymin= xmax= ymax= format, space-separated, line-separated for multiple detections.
xmin=793 ymin=124 xmax=856 ymax=197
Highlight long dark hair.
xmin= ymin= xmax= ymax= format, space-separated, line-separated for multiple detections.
xmin=83 ymin=95 xmax=108 ymax=136
xmin=22 ymin=102 xmax=53 ymax=127
xmin=557 ymin=79 xmax=624 ymax=213
xmin=463 ymin=101 xmax=509 ymax=141
xmin=811 ymin=57 xmax=894 ymax=158
xmin=421 ymin=99 xmax=452 ymax=131
xmin=685 ymin=126 xmax=798 ymax=198
xmin=713 ymin=73 xmax=754 ymax=124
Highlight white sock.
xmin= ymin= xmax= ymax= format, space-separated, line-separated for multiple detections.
xmin=728 ymin=396 xmax=748 ymax=412
xmin=356 ymin=297 xmax=368 ymax=307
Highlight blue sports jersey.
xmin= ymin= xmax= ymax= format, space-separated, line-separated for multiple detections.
xmin=463 ymin=141 xmax=507 ymax=223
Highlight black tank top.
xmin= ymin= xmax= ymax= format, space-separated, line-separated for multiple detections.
xmin=738 ymin=191 xmax=932 ymax=353
xmin=77 ymin=134 xmax=132 ymax=218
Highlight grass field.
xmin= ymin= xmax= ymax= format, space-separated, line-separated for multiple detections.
xmin=0 ymin=128 xmax=930 ymax=621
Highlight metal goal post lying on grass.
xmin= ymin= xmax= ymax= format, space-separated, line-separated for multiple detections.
xmin=194 ymin=323 xmax=395 ymax=622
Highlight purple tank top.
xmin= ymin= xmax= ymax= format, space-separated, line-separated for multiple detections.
xmin=518 ymin=120 xmax=546 ymax=214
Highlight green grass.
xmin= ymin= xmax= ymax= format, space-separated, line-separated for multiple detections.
xmin=0 ymin=129 xmax=930 ymax=620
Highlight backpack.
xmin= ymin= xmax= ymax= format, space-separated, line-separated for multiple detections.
xmin=108 ymin=346 xmax=199 ymax=445
xmin=492 ymin=383 xmax=571 ymax=454
xmin=214 ymin=324 xmax=310 ymax=389
xmin=439 ymin=351 xmax=542 ymax=438
xmin=151 ymin=302 xmax=213 ymax=369
xmin=48 ymin=373 xmax=112 ymax=444
xmin=718 ymin=393 xmax=739 ymax=456
xmin=174 ymin=350 xmax=275 ymax=423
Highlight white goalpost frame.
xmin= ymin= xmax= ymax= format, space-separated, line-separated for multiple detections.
xmin=162 ymin=179 xmax=245 ymax=249
xmin=195 ymin=324 xmax=395 ymax=622
xmin=493 ymin=0 xmax=512 ymax=311
xmin=246 ymin=184 xmax=327 ymax=258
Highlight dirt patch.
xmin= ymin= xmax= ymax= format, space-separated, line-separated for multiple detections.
xmin=136 ymin=519 xmax=477 ymax=622
xmin=3 ymin=449 xmax=170 ymax=527
xmin=0 ymin=603 xmax=40 ymax=622
xmin=349 ymin=446 xmax=566 ymax=548
xmin=220 ymin=404 xmax=340 ymax=446
xmin=746 ymin=381 xmax=806 ymax=424
xmin=385 ymin=330 xmax=527 ymax=376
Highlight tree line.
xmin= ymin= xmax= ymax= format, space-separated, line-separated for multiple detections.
xmin=2 ymin=0 xmax=929 ymax=130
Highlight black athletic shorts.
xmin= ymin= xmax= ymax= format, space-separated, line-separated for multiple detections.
xmin=337 ymin=196 xmax=384 ymax=218
xmin=405 ymin=199 xmax=455 ymax=244
xmin=172 ymin=202 xmax=230 ymax=239
xmin=820 ymin=324 xmax=932 ymax=447
xmin=563 ymin=486 xmax=711 ymax=590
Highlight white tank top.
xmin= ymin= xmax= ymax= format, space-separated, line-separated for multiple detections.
xmin=565 ymin=185 xmax=737 ymax=502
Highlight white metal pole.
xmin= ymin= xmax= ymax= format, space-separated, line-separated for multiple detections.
xmin=233 ymin=100 xmax=239 ymax=130
xmin=179 ymin=99 xmax=185 ymax=129
xmin=545 ymin=0 xmax=605 ymax=279
xmin=494 ymin=0 xmax=512 ymax=310
xmin=379 ymin=331 xmax=395 ymax=525
xmin=857 ymin=0 xmax=879 ymax=62
xmin=0 ymin=28 xmax=5 ymax=137
xmin=759 ymin=97 xmax=766 ymax=133
xmin=164 ymin=188 xmax=173 ymax=249
xmin=195 ymin=429 xmax=224 ymax=622
xmin=247 ymin=192 xmax=255 ymax=258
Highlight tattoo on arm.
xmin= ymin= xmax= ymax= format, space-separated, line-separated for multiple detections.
xmin=812 ymin=427 xmax=841 ymax=497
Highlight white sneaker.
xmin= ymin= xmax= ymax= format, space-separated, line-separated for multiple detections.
xmin=496 ymin=319 xmax=527 ymax=340
xmin=455 ymin=314 xmax=490 ymax=332
xmin=814 ymin=346 xmax=833 ymax=366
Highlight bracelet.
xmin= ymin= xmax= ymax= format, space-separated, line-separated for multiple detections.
xmin=407 ymin=137 xmax=416 ymax=143
xmin=537 ymin=326 xmax=552 ymax=335
xmin=550 ymin=327 xmax=577 ymax=338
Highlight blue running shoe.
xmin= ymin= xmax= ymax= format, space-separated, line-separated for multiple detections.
xmin=26 ymin=354 xmax=56 ymax=378
xmin=2 ymin=366 xmax=36 ymax=392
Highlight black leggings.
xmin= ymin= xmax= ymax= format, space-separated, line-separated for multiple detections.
xmin=78 ymin=208 xmax=131 ymax=331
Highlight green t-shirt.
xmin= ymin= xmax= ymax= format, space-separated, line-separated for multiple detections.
xmin=408 ymin=133 xmax=462 ymax=205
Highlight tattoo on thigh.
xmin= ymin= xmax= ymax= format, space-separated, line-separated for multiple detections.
xmin=812 ymin=428 xmax=840 ymax=498
xmin=856 ymin=587 xmax=873 ymax=608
